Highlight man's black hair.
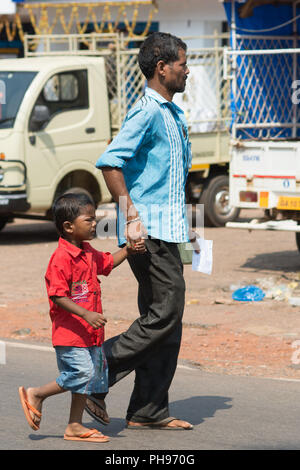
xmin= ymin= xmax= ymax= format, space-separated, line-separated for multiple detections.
xmin=52 ymin=192 xmax=94 ymax=236
xmin=138 ymin=32 xmax=187 ymax=80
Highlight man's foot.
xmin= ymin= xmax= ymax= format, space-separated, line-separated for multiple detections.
xmin=126 ymin=417 xmax=193 ymax=430
xmin=85 ymin=397 xmax=110 ymax=425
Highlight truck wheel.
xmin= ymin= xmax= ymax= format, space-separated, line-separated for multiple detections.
xmin=200 ymin=175 xmax=240 ymax=227
xmin=0 ymin=218 xmax=7 ymax=231
xmin=295 ymin=232 xmax=300 ymax=252
xmin=62 ymin=187 xmax=94 ymax=205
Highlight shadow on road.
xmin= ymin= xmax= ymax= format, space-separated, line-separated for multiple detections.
xmin=0 ymin=221 xmax=58 ymax=245
xmin=0 ymin=217 xmax=118 ymax=246
xmin=170 ymin=395 xmax=232 ymax=426
xmin=89 ymin=395 xmax=233 ymax=435
xmin=242 ymin=250 xmax=300 ymax=273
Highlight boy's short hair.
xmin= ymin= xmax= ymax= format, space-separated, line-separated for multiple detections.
xmin=138 ymin=32 xmax=187 ymax=80
xmin=52 ymin=192 xmax=94 ymax=235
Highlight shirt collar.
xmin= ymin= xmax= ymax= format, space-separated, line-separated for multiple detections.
xmin=145 ymin=86 xmax=168 ymax=104
xmin=58 ymin=237 xmax=91 ymax=257
xmin=145 ymin=87 xmax=184 ymax=116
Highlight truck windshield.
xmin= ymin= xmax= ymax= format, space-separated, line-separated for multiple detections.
xmin=0 ymin=72 xmax=37 ymax=129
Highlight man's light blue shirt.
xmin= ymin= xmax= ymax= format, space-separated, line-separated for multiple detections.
xmin=96 ymin=87 xmax=192 ymax=245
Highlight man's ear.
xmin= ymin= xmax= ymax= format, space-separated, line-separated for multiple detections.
xmin=63 ymin=220 xmax=73 ymax=234
xmin=156 ymin=59 xmax=167 ymax=77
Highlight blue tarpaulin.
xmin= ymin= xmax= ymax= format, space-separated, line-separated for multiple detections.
xmin=223 ymin=1 xmax=300 ymax=36
xmin=223 ymin=1 xmax=300 ymax=139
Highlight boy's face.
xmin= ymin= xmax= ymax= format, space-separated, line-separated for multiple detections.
xmin=66 ymin=204 xmax=97 ymax=243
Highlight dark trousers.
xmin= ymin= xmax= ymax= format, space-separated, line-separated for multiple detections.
xmin=95 ymin=238 xmax=186 ymax=422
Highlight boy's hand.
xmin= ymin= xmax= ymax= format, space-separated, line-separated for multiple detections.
xmin=126 ymin=239 xmax=146 ymax=254
xmin=125 ymin=219 xmax=147 ymax=250
xmin=83 ymin=311 xmax=107 ymax=329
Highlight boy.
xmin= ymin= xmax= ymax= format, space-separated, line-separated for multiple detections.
xmin=18 ymin=192 xmax=145 ymax=443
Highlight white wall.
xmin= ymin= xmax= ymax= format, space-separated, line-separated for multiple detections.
xmin=0 ymin=0 xmax=16 ymax=14
xmin=153 ymin=0 xmax=227 ymax=47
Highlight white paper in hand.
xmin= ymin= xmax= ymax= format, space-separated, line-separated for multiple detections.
xmin=192 ymin=238 xmax=213 ymax=275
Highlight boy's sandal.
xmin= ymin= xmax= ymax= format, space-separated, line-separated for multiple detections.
xmin=18 ymin=386 xmax=42 ymax=431
xmin=64 ymin=428 xmax=110 ymax=443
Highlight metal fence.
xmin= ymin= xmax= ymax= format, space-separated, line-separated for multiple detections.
xmin=24 ymin=32 xmax=232 ymax=135
xmin=224 ymin=34 xmax=300 ymax=140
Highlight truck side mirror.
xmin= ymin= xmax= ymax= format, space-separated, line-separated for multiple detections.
xmin=30 ymin=105 xmax=50 ymax=132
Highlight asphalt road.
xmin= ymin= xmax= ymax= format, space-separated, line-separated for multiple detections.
xmin=1 ymin=339 xmax=300 ymax=453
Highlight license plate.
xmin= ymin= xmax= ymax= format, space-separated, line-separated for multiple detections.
xmin=277 ymin=196 xmax=300 ymax=210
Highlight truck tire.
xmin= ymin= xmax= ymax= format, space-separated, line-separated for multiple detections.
xmin=200 ymin=175 xmax=240 ymax=227
xmin=0 ymin=218 xmax=7 ymax=231
xmin=62 ymin=187 xmax=94 ymax=205
xmin=295 ymin=232 xmax=300 ymax=252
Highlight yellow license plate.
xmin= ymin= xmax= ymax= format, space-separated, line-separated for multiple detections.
xmin=277 ymin=196 xmax=300 ymax=210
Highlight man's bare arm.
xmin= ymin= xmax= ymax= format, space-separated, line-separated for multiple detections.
xmin=102 ymin=168 xmax=137 ymax=218
xmin=101 ymin=167 xmax=147 ymax=246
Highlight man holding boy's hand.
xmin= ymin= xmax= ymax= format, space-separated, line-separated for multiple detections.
xmin=86 ymin=32 xmax=194 ymax=431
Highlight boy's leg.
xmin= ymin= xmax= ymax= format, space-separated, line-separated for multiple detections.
xmin=19 ymin=381 xmax=65 ymax=429
xmin=63 ymin=349 xmax=110 ymax=440
xmin=64 ymin=393 xmax=109 ymax=440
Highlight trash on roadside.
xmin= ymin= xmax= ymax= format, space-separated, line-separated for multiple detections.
xmin=12 ymin=328 xmax=31 ymax=336
xmin=247 ymin=277 xmax=300 ymax=302
xmin=288 ymin=297 xmax=300 ymax=307
xmin=265 ymin=284 xmax=290 ymax=301
xmin=214 ymin=298 xmax=235 ymax=305
xmin=229 ymin=283 xmax=244 ymax=292
xmin=232 ymin=285 xmax=265 ymax=302
xmin=258 ymin=278 xmax=299 ymax=301
xmin=186 ymin=299 xmax=200 ymax=305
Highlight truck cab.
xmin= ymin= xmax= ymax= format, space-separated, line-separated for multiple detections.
xmin=0 ymin=55 xmax=112 ymax=230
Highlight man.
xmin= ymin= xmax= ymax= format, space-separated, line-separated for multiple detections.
xmin=85 ymin=32 xmax=197 ymax=430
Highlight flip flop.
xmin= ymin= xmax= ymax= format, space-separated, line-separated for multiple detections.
xmin=84 ymin=396 xmax=109 ymax=425
xmin=64 ymin=428 xmax=110 ymax=443
xmin=18 ymin=386 xmax=42 ymax=431
xmin=126 ymin=417 xmax=193 ymax=431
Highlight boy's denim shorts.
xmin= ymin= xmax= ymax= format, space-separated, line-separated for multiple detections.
xmin=55 ymin=345 xmax=108 ymax=395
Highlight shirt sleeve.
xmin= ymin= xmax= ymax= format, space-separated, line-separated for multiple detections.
xmin=45 ymin=256 xmax=72 ymax=298
xmin=94 ymin=251 xmax=114 ymax=277
xmin=95 ymin=106 xmax=153 ymax=169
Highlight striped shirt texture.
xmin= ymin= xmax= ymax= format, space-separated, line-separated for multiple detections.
xmin=95 ymin=87 xmax=192 ymax=245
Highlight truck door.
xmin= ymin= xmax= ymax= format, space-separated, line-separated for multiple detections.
xmin=24 ymin=68 xmax=102 ymax=211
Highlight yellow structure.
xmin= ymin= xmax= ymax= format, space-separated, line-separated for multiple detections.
xmin=0 ymin=1 xmax=158 ymax=42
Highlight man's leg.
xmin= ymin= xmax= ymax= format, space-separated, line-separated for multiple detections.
xmin=107 ymin=239 xmax=185 ymax=378
xmin=125 ymin=320 xmax=182 ymax=423
xmin=87 ymin=239 xmax=186 ymax=422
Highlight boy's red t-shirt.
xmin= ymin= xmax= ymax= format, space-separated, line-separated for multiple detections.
xmin=45 ymin=237 xmax=114 ymax=347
